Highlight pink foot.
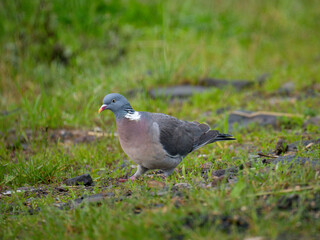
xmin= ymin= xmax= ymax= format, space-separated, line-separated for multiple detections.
xmin=118 ymin=176 xmax=136 ymax=182
xmin=129 ymin=176 xmax=136 ymax=181
xmin=118 ymin=178 xmax=128 ymax=182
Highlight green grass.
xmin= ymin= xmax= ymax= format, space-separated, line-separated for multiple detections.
xmin=1 ymin=0 xmax=320 ymax=239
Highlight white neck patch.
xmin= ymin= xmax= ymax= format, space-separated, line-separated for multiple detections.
xmin=125 ymin=111 xmax=141 ymax=121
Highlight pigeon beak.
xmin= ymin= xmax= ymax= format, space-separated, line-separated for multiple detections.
xmin=99 ymin=104 xmax=108 ymax=114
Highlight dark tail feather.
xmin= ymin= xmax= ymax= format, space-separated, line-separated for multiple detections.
xmin=193 ymin=131 xmax=235 ymax=151
xmin=212 ymin=133 xmax=236 ymax=142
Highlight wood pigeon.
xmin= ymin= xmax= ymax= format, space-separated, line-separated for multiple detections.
xmin=99 ymin=93 xmax=235 ymax=181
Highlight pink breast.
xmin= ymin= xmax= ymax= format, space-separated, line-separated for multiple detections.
xmin=116 ymin=118 xmax=148 ymax=150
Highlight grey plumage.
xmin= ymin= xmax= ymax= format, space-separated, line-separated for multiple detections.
xmin=99 ymin=93 xmax=235 ymax=180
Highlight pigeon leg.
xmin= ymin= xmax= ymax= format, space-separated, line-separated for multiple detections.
xmin=119 ymin=165 xmax=148 ymax=182
xmin=133 ymin=165 xmax=148 ymax=178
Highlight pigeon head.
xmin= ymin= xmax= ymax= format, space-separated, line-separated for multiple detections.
xmin=99 ymin=93 xmax=134 ymax=119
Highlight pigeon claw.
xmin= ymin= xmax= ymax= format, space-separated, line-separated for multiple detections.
xmin=118 ymin=176 xmax=136 ymax=182
xmin=129 ymin=176 xmax=136 ymax=181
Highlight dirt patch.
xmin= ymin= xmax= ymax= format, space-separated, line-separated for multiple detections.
xmin=4 ymin=128 xmax=112 ymax=152
xmin=49 ymin=129 xmax=111 ymax=144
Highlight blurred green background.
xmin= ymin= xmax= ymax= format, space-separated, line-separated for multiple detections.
xmin=1 ymin=0 xmax=319 ymax=131
xmin=1 ymin=2 xmax=320 ymax=239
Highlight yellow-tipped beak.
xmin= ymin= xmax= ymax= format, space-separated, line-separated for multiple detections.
xmin=99 ymin=104 xmax=107 ymax=114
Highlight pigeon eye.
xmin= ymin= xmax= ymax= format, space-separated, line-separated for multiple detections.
xmin=112 ymin=99 xmax=116 ymax=103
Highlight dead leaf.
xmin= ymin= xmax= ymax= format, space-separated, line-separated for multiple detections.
xmin=305 ymin=142 xmax=314 ymax=149
xmin=244 ymin=237 xmax=266 ymax=240
xmin=147 ymin=180 xmax=165 ymax=188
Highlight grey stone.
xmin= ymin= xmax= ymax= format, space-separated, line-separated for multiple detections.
xmin=201 ymin=78 xmax=255 ymax=90
xmin=212 ymin=167 xmax=238 ymax=177
xmin=228 ymin=110 xmax=279 ymax=131
xmin=265 ymin=155 xmax=320 ymax=167
xmin=149 ymin=85 xmax=207 ymax=99
xmin=304 ymin=116 xmax=320 ymax=127
xmin=278 ymin=82 xmax=295 ymax=95
xmin=200 ymin=74 xmax=267 ymax=91
xmin=64 ymin=174 xmax=93 ymax=186
xmin=73 ymin=193 xmax=105 ymax=206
